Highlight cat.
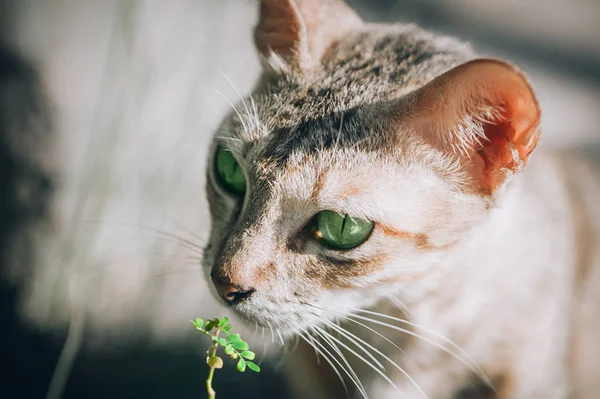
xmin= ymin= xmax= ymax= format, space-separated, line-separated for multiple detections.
xmin=202 ymin=0 xmax=600 ymax=398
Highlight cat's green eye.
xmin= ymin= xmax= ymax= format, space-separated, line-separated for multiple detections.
xmin=215 ymin=147 xmax=246 ymax=195
xmin=315 ymin=211 xmax=374 ymax=250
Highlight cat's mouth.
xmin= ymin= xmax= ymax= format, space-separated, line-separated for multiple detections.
xmin=223 ymin=297 xmax=336 ymax=338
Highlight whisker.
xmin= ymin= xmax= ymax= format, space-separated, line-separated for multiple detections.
xmin=276 ymin=328 xmax=285 ymax=346
xmin=78 ymin=220 xmax=205 ymax=254
xmin=348 ymin=313 xmax=492 ymax=388
xmin=257 ymin=339 xmax=269 ymax=367
xmin=323 ymin=319 xmax=428 ymax=399
xmin=219 ymin=71 xmax=254 ymax=130
xmin=298 ymin=331 xmax=350 ymax=398
xmin=349 ymin=308 xmax=488 ymax=382
xmin=323 ymin=322 xmax=384 ymax=370
xmin=306 ymin=331 xmax=321 ymax=366
xmin=307 ymin=303 xmax=405 ymax=355
xmin=290 ymin=333 xmax=300 ymax=355
xmin=266 ymin=321 xmax=275 ymax=344
xmin=308 ymin=328 xmax=367 ymax=399
xmin=314 ymin=325 xmax=401 ymax=397
xmin=249 ymin=95 xmax=263 ymax=136
xmin=214 ymin=89 xmax=249 ymax=133
xmin=214 ymin=135 xmax=243 ymax=143
xmin=387 ymin=295 xmax=414 ymax=320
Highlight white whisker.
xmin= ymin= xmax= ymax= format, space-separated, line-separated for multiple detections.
xmin=219 ymin=71 xmax=253 ymax=130
xmin=323 ymin=322 xmax=384 ymax=370
xmin=323 ymin=319 xmax=428 ymax=399
xmin=314 ymin=325 xmax=402 ymax=397
xmin=252 ymin=322 xmax=259 ymax=341
xmin=266 ymin=320 xmax=275 ymax=344
xmin=387 ymin=295 xmax=414 ymax=320
xmin=298 ymin=331 xmax=350 ymax=397
xmin=214 ymin=88 xmax=249 ymax=133
xmin=276 ymin=328 xmax=285 ymax=346
xmin=348 ymin=313 xmax=492 ymax=388
xmin=310 ymin=327 xmax=368 ymax=399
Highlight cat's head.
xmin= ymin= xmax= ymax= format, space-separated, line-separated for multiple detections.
xmin=202 ymin=0 xmax=541 ymax=336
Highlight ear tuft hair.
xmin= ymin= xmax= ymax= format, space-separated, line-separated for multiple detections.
xmin=405 ymin=59 xmax=541 ymax=195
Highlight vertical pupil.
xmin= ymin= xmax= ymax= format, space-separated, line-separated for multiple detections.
xmin=340 ymin=214 xmax=348 ymax=237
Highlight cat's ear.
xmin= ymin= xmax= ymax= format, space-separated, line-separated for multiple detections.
xmin=405 ymin=59 xmax=541 ymax=195
xmin=254 ymin=0 xmax=362 ymax=72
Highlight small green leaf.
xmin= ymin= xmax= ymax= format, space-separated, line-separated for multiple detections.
xmin=240 ymin=351 xmax=255 ymax=360
xmin=194 ymin=318 xmax=204 ymax=328
xmin=246 ymin=361 xmax=260 ymax=372
xmin=236 ymin=358 xmax=246 ymax=372
xmin=218 ymin=317 xmax=229 ymax=327
xmin=216 ymin=337 xmax=228 ymax=346
xmin=207 ymin=356 xmax=223 ymax=369
xmin=232 ymin=340 xmax=249 ymax=351
xmin=205 ymin=320 xmax=215 ymax=331
xmin=223 ymin=325 xmax=232 ymax=332
xmin=224 ymin=345 xmax=234 ymax=355
xmin=230 ymin=353 xmax=238 ymax=360
xmin=227 ymin=333 xmax=241 ymax=342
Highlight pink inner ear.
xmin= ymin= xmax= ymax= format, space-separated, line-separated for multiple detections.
xmin=409 ymin=59 xmax=541 ymax=195
xmin=475 ymin=73 xmax=541 ymax=194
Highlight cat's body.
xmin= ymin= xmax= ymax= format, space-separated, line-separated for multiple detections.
xmin=203 ymin=1 xmax=600 ymax=398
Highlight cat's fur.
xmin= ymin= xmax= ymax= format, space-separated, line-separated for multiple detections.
xmin=203 ymin=0 xmax=600 ymax=398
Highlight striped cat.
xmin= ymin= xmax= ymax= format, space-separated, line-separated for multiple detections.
xmin=203 ymin=0 xmax=600 ymax=398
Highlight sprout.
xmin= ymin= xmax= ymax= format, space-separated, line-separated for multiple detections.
xmin=192 ymin=317 xmax=260 ymax=398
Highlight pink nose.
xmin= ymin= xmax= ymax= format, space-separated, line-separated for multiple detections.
xmin=211 ymin=275 xmax=255 ymax=304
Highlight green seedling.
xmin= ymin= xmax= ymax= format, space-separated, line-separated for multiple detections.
xmin=192 ymin=317 xmax=260 ymax=399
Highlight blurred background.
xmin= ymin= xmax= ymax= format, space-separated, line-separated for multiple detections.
xmin=0 ymin=0 xmax=599 ymax=398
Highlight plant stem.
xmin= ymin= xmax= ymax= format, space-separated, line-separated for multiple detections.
xmin=205 ymin=328 xmax=220 ymax=399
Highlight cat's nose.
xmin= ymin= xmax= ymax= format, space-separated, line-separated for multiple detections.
xmin=211 ymin=275 xmax=255 ymax=305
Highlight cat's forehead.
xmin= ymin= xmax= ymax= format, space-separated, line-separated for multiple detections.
xmin=248 ymin=24 xmax=474 ymax=134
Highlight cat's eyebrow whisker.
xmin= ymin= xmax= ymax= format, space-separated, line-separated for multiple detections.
xmin=214 ymin=88 xmax=250 ymax=133
xmin=219 ymin=71 xmax=255 ymax=131
xmin=314 ymin=325 xmax=402 ymax=397
xmin=323 ymin=319 xmax=428 ymax=399
xmin=298 ymin=331 xmax=351 ymax=398
xmin=249 ymin=95 xmax=263 ymax=136
xmin=348 ymin=313 xmax=492 ymax=389
xmin=309 ymin=327 xmax=368 ymax=399
xmin=214 ymin=135 xmax=244 ymax=144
